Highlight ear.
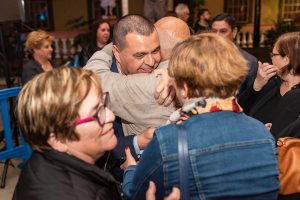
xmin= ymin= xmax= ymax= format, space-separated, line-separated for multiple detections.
xmin=47 ymin=133 xmax=68 ymax=153
xmin=232 ymin=27 xmax=238 ymax=39
xmin=112 ymin=45 xmax=121 ymax=64
xmin=181 ymin=83 xmax=189 ymax=99
xmin=283 ymin=56 xmax=290 ymax=66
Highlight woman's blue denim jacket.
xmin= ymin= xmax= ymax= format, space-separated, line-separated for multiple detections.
xmin=123 ymin=111 xmax=279 ymax=200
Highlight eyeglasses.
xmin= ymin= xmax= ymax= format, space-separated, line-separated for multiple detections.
xmin=270 ymin=52 xmax=281 ymax=58
xmin=74 ymin=92 xmax=109 ymax=127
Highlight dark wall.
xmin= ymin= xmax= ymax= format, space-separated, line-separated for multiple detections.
xmin=244 ymin=47 xmax=272 ymax=63
xmin=128 ymin=0 xmax=144 ymax=15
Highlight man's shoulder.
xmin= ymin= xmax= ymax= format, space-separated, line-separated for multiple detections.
xmin=238 ymin=47 xmax=258 ymax=63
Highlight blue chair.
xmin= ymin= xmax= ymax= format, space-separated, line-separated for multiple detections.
xmin=0 ymin=87 xmax=32 ymax=188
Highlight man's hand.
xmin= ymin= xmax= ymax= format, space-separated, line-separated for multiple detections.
xmin=120 ymin=146 xmax=137 ymax=170
xmin=154 ymin=69 xmax=175 ymax=107
xmin=253 ymin=61 xmax=278 ymax=91
xmin=137 ymin=128 xmax=155 ymax=149
xmin=146 ymin=181 xmax=180 ymax=200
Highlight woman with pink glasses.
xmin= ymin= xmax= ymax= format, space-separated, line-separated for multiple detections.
xmin=14 ymin=67 xmax=121 ymax=200
xmin=13 ymin=67 xmax=180 ymax=200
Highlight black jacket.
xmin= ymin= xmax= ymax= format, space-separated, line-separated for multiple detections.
xmin=238 ymin=76 xmax=300 ymax=139
xmin=13 ymin=150 xmax=122 ymax=200
xmin=22 ymin=59 xmax=58 ymax=85
xmin=79 ymin=45 xmax=102 ymax=67
xmin=237 ymin=46 xmax=258 ymax=95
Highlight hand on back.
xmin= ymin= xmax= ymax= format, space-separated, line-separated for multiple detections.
xmin=154 ymin=69 xmax=175 ymax=107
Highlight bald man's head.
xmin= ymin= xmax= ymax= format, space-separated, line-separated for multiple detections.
xmin=154 ymin=17 xmax=190 ymax=61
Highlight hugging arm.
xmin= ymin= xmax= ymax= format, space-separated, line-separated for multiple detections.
xmin=84 ymin=45 xmax=174 ymax=129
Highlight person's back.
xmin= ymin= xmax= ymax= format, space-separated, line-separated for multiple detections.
xmin=121 ymin=34 xmax=279 ymax=200
xmin=154 ymin=111 xmax=279 ymax=199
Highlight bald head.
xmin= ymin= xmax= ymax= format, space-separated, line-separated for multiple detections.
xmin=154 ymin=17 xmax=190 ymax=61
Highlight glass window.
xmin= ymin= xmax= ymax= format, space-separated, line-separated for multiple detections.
xmin=224 ymin=0 xmax=252 ymax=23
xmin=279 ymin=0 xmax=300 ymax=21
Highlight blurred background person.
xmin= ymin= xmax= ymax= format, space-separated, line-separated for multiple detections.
xmin=174 ymin=3 xmax=194 ymax=34
xmin=193 ymin=8 xmax=211 ymax=34
xmin=121 ymin=34 xmax=279 ymax=200
xmin=14 ymin=67 xmax=121 ymax=199
xmin=22 ymin=30 xmax=57 ymax=85
xmin=210 ymin=13 xmax=258 ymax=95
xmin=144 ymin=0 xmax=167 ymax=23
xmin=238 ymin=32 xmax=300 ymax=142
xmin=79 ymin=20 xmax=111 ymax=66
xmin=174 ymin=3 xmax=190 ymax=23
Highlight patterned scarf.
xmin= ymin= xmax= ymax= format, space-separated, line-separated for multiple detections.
xmin=168 ymin=97 xmax=243 ymax=124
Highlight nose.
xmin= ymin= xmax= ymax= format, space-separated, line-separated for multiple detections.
xmin=144 ymin=54 xmax=155 ymax=67
xmin=49 ymin=46 xmax=53 ymax=52
xmin=105 ymin=107 xmax=115 ymax=123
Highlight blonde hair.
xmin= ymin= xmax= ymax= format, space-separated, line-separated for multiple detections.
xmin=169 ymin=33 xmax=248 ymax=98
xmin=17 ymin=67 xmax=102 ymax=151
xmin=25 ymin=30 xmax=54 ymax=54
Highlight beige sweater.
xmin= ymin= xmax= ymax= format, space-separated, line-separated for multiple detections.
xmin=84 ymin=44 xmax=174 ymax=135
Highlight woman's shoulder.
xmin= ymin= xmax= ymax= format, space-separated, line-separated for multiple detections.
xmin=23 ymin=59 xmax=40 ymax=69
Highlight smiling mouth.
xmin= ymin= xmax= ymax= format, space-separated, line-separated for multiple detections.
xmin=139 ymin=68 xmax=153 ymax=73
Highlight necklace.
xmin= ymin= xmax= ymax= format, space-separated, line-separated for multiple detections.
xmin=168 ymin=97 xmax=243 ymax=124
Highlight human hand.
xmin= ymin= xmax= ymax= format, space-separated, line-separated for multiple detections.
xmin=120 ymin=146 xmax=137 ymax=170
xmin=146 ymin=181 xmax=180 ymax=200
xmin=265 ymin=123 xmax=272 ymax=131
xmin=253 ymin=61 xmax=278 ymax=91
xmin=137 ymin=128 xmax=155 ymax=149
xmin=154 ymin=69 xmax=175 ymax=107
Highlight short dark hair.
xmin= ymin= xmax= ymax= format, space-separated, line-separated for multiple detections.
xmin=210 ymin=13 xmax=237 ymax=30
xmin=197 ymin=8 xmax=209 ymax=18
xmin=113 ymin=14 xmax=155 ymax=50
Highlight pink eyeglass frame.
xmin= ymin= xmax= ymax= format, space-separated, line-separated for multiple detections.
xmin=74 ymin=92 xmax=108 ymax=126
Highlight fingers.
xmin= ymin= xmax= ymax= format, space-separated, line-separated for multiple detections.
xmin=146 ymin=181 xmax=156 ymax=200
xmin=124 ymin=146 xmax=135 ymax=161
xmin=156 ymin=86 xmax=174 ymax=106
xmin=263 ymin=64 xmax=277 ymax=73
xmin=153 ymin=69 xmax=164 ymax=77
xmin=265 ymin=123 xmax=272 ymax=130
xmin=120 ymin=146 xmax=137 ymax=170
xmin=146 ymin=182 xmax=180 ymax=200
xmin=145 ymin=128 xmax=155 ymax=139
xmin=120 ymin=161 xmax=126 ymax=170
xmin=162 ymin=87 xmax=176 ymax=107
xmin=258 ymin=61 xmax=263 ymax=69
xmin=154 ymin=83 xmax=164 ymax=100
xmin=164 ymin=187 xmax=180 ymax=200
xmin=154 ymin=69 xmax=173 ymax=105
xmin=137 ymin=128 xmax=155 ymax=149
xmin=256 ymin=62 xmax=277 ymax=87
